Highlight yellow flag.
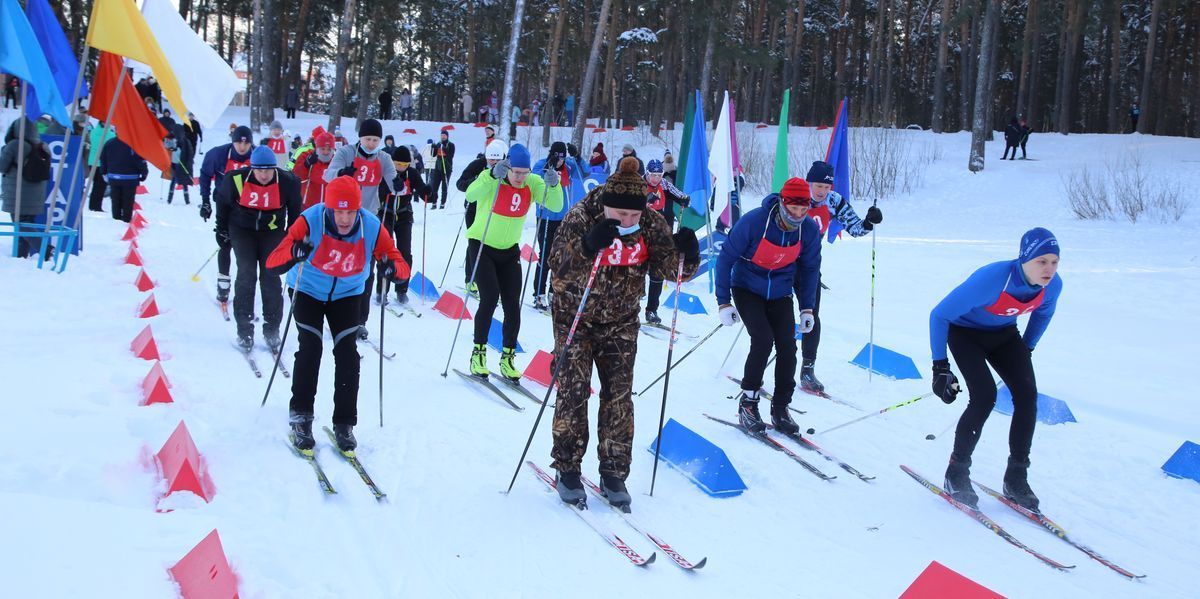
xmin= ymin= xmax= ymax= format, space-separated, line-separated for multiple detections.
xmin=85 ymin=0 xmax=191 ymax=120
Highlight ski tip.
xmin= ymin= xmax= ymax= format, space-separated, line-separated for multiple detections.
xmin=642 ymin=552 xmax=657 ymax=566
xmin=689 ymin=557 xmax=709 ymax=570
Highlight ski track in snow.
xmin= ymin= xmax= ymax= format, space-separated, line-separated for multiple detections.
xmin=2 ymin=106 xmax=1198 ymax=597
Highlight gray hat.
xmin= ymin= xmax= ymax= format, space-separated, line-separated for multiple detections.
xmin=271 ymin=120 xmax=283 ymax=130
xmin=622 ymin=143 xmax=635 ymax=153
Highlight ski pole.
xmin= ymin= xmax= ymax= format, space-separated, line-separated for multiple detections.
xmin=634 ymin=324 xmax=723 ymax=396
xmin=869 ymin=198 xmax=877 ymax=382
xmin=261 ymin=261 xmax=305 ymax=407
xmin=437 ymin=209 xmax=467 ymax=288
xmin=650 ymin=255 xmax=686 ymax=497
xmin=520 ymin=181 xmax=551 ymax=306
xmin=421 ymin=192 xmax=428 ymax=305
xmin=806 ymin=391 xmax=934 ymax=436
xmin=505 ymin=252 xmax=605 ymax=494
xmin=717 ymin=324 xmax=744 ymax=375
xmin=440 ymin=183 xmax=503 ymax=377
xmin=379 ymin=271 xmax=390 ymax=427
xmin=190 ymin=248 xmax=220 ymax=282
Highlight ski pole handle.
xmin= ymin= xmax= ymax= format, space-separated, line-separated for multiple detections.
xmin=815 ymin=392 xmax=935 ymax=436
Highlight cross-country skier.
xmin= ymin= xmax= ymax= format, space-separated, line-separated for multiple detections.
xmin=375 ymin=144 xmax=429 ymax=304
xmin=642 ymin=158 xmax=690 ymax=324
xmin=456 ymin=139 xmax=507 ymax=296
xmin=530 ymin=141 xmax=587 ymax=312
xmin=463 ymin=143 xmax=563 ymax=380
xmin=930 ymin=227 xmax=1062 ymax=511
xmin=715 ymin=178 xmax=821 ymax=434
xmin=215 ymin=145 xmax=303 ymax=350
xmin=292 ymin=131 xmax=335 ymax=209
xmin=266 ymin=176 xmax=410 ymax=453
xmin=544 ymin=156 xmax=701 ymax=510
xmin=264 ymin=120 xmax=289 ymax=168
xmin=200 ymin=125 xmax=255 ymax=308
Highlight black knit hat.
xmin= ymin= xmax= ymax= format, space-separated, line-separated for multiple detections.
xmin=602 ymin=157 xmax=648 ymax=210
xmin=359 ymin=118 xmax=383 ymax=138
xmin=806 ymin=160 xmax=834 ymax=184
xmin=230 ymin=125 xmax=252 ymax=143
xmin=550 ymin=141 xmax=567 ymax=156
xmin=390 ymin=145 xmax=412 ymax=162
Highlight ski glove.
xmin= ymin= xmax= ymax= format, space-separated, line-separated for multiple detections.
xmin=199 ymin=200 xmax=212 ymax=221
xmin=337 ymin=166 xmax=357 ymax=178
xmin=582 ymin=218 xmax=621 ymax=254
xmin=673 ymin=228 xmax=700 ymax=261
xmin=215 ymin=227 xmax=231 ymax=248
xmin=291 ymin=238 xmax=313 ymax=262
xmin=490 ymin=161 xmax=509 ymax=182
xmin=542 ymin=168 xmax=560 ymax=188
xmin=378 ymin=258 xmax=411 ymax=282
xmin=932 ymin=359 xmax=961 ymax=404
xmin=718 ymin=304 xmax=740 ymax=327
xmin=798 ymin=310 xmax=816 ymax=334
xmin=863 ymin=205 xmax=883 ymax=230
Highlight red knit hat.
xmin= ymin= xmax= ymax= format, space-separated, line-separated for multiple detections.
xmin=314 ymin=132 xmax=335 ymax=149
xmin=780 ymin=178 xmax=812 ymax=206
xmin=324 ymin=176 xmax=361 ymax=211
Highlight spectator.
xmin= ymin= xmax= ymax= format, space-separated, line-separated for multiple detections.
xmin=3 ymin=76 xmax=18 ymax=108
xmin=565 ymin=94 xmax=575 ymax=127
xmin=662 ymin=150 xmax=677 ymax=184
xmin=1129 ymin=102 xmax=1140 ymax=133
xmin=1 ymin=118 xmax=51 ymax=258
xmin=1018 ymin=117 xmax=1031 ymax=159
xmin=398 ymin=88 xmax=413 ymax=121
xmin=86 ymin=122 xmax=116 ymax=212
xmin=99 ymin=136 xmax=148 ymax=222
xmin=379 ymin=88 xmax=393 ymax=120
xmin=461 ymin=89 xmax=473 ymax=123
xmin=284 ymin=84 xmax=300 ymax=119
xmin=589 ymin=142 xmax=608 ymax=171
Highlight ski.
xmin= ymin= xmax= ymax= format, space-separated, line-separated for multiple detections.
xmin=900 ymin=465 xmax=1074 ymax=571
xmin=525 ymin=461 xmax=656 ymax=567
xmin=494 ymin=376 xmax=544 ymax=406
xmin=772 ymin=428 xmax=874 ymax=482
xmin=525 ymin=302 xmax=551 ymax=317
xmin=800 ymin=387 xmax=864 ymax=411
xmin=725 ymin=376 xmax=806 ymax=415
xmin=580 ymin=475 xmax=707 ymax=570
xmin=215 ymin=299 xmax=230 ymax=321
xmin=703 ymin=413 xmax=835 ymax=481
xmin=453 ymin=369 xmax=524 ymax=411
xmin=263 ymin=343 xmax=291 ymax=378
xmin=286 ymin=437 xmax=336 ymax=495
xmin=234 ymin=342 xmax=263 ymax=377
xmin=642 ymin=321 xmax=694 ymax=339
xmin=972 ymin=479 xmax=1144 ymax=579
xmin=360 ymin=336 xmax=396 ymax=360
xmin=639 ymin=325 xmax=666 ymax=340
xmin=323 ymin=427 xmax=387 ymax=501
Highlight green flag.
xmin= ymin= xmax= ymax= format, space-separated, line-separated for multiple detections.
xmin=676 ymin=92 xmax=695 ymax=189
xmin=772 ymin=89 xmax=791 ymax=192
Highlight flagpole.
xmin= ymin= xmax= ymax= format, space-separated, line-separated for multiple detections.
xmin=12 ymin=82 xmax=28 ymax=257
xmin=75 ymin=56 xmax=127 ymax=234
xmin=44 ymin=44 xmax=92 ymax=234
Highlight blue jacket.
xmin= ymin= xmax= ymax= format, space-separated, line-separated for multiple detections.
xmin=287 ymin=204 xmax=382 ymax=302
xmin=716 ymin=194 xmax=821 ymax=308
xmin=532 ymin=156 xmax=586 ymax=221
xmin=200 ymin=142 xmax=253 ymax=200
xmin=929 ymin=259 xmax=1062 ymax=360
xmin=99 ymin=138 xmax=148 ymax=187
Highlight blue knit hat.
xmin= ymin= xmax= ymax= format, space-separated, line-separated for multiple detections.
xmin=646 ymin=159 xmax=664 ymax=173
xmin=250 ymin=145 xmax=277 ymax=168
xmin=806 ymin=160 xmax=834 ymax=184
xmin=508 ymin=143 xmax=531 ymax=169
xmin=1019 ymin=227 xmax=1060 ymax=263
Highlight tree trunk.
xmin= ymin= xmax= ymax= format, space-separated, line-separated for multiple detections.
xmin=328 ymin=0 xmax=357 ymax=131
xmin=931 ymin=0 xmax=953 ymax=132
xmin=1105 ymin=0 xmax=1122 ymax=132
xmin=1057 ymin=0 xmax=1089 ymax=134
xmin=1015 ymin=0 xmax=1036 ymax=119
xmin=259 ymin=0 xmax=279 ymax=124
xmin=698 ymin=0 xmax=720 ymax=123
xmin=571 ymin=0 xmax=613 ymax=149
xmin=968 ymin=0 xmax=998 ymax=172
xmin=881 ymin=0 xmax=897 ymax=126
xmin=1027 ymin=14 xmax=1043 ymax=131
xmin=541 ymin=0 xmax=568 ymax=146
xmin=499 ymin=0 xmax=528 ymax=141
xmin=286 ymin=0 xmax=312 ymax=91
xmin=1137 ymin=0 xmax=1162 ymax=133
xmin=355 ymin=19 xmax=376 ymax=123
xmin=958 ymin=1 xmax=973 ymax=131
xmin=249 ymin=0 xmax=262 ymax=130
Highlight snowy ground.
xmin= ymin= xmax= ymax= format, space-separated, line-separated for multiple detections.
xmin=2 ymin=106 xmax=1198 ymax=597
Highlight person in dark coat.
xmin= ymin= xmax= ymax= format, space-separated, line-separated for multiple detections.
xmin=99 ymin=137 xmax=148 ymax=223
xmin=429 ymin=130 xmax=455 ymax=209
xmin=1017 ymin=117 xmax=1031 ymax=159
xmin=1002 ymin=117 xmax=1022 ymax=161
xmin=284 ymin=84 xmax=300 ymax=119
xmin=379 ymin=89 xmax=394 ymax=120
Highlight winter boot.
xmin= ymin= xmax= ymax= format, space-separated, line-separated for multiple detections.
xmin=532 ymin=294 xmax=549 ymax=312
xmin=395 ymin=291 xmax=409 ymax=305
xmin=800 ymin=359 xmax=825 ymax=394
xmin=943 ymin=454 xmax=979 ymax=509
xmin=600 ymin=473 xmax=632 ymax=512
xmin=555 ymin=471 xmax=586 ymax=507
xmin=470 ymin=343 xmax=489 ymax=377
xmin=237 ymin=334 xmax=254 ymax=352
xmin=644 ymin=309 xmax=662 ymax=325
xmin=737 ymin=389 xmax=766 ymax=433
xmin=183 ymin=190 xmax=190 ymax=205
xmin=357 ymin=325 xmax=369 ymax=341
xmin=264 ymin=329 xmax=281 ymax=354
xmin=373 ymin=292 xmax=384 ymax=306
xmin=216 ymin=275 xmax=232 ymax=304
xmin=166 ymin=190 xmax=173 ymax=204
xmin=465 ymin=282 xmax=479 ymax=298
xmin=289 ymin=412 xmax=315 ymax=452
xmin=770 ymin=401 xmax=800 ymax=435
xmin=333 ymin=423 xmax=357 ymax=453
xmin=1003 ymin=457 xmax=1040 ymax=512
xmin=499 ymin=348 xmax=521 ymax=382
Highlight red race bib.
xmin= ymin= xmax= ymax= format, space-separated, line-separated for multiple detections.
xmin=267 ymin=137 xmax=287 ymax=154
xmin=808 ymin=203 xmax=832 ymax=235
xmin=749 ymin=235 xmax=801 ymax=270
xmin=492 ymin=183 xmax=532 ymax=217
xmin=647 ymin=185 xmax=667 ymax=211
xmin=986 ymin=288 xmax=1045 ymax=317
xmin=224 ymin=155 xmax=249 ymax=174
xmin=310 ymin=236 xmax=367 ymax=277
xmin=238 ymin=179 xmax=282 ymax=210
xmin=353 ymin=156 xmax=382 ymax=186
xmin=600 ymin=236 xmax=648 ymax=267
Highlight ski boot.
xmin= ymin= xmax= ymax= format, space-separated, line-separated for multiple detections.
xmin=599 ymin=473 xmax=632 ymax=512
xmin=216 ymin=275 xmax=232 ymax=304
xmin=289 ymin=412 xmax=315 ymax=452
xmin=943 ymin=454 xmax=979 ymax=509
xmin=332 ymin=423 xmax=357 ymax=454
xmin=644 ymin=309 xmax=662 ymax=325
xmin=465 ymin=281 xmax=479 ymax=299
xmin=499 ymin=347 xmax=521 ymax=383
xmin=395 ymin=291 xmax=409 ymax=305
xmin=357 ymin=325 xmax=369 ymax=342
xmin=264 ymin=329 xmax=282 ymax=354
xmin=469 ymin=343 xmax=489 ymax=377
xmin=1003 ymin=457 xmax=1040 ymax=512
xmin=183 ymin=191 xmax=191 ymax=205
xmin=531 ymin=294 xmax=549 ymax=312
xmin=800 ymin=359 xmax=825 ymax=394
xmin=166 ymin=191 xmax=173 ymax=204
xmin=373 ymin=292 xmax=384 ymax=306
xmin=737 ymin=389 xmax=766 ymax=433
xmin=555 ymin=471 xmax=586 ymax=507
xmin=770 ymin=400 xmax=800 ymax=435
xmin=236 ymin=334 xmax=254 ymax=352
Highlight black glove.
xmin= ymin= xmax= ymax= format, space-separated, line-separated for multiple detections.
xmin=863 ymin=205 xmax=883 ymax=230
xmin=291 ymin=238 xmax=313 ymax=261
xmin=337 ymin=166 xmax=356 ymax=178
xmin=215 ymin=227 xmax=231 ymax=248
xmin=582 ymin=218 xmax=620 ymax=254
xmin=378 ymin=258 xmax=400 ymax=281
xmin=673 ymin=227 xmax=700 ymax=261
xmin=199 ymin=200 xmax=212 ymax=221
xmin=932 ymin=359 xmax=961 ymax=404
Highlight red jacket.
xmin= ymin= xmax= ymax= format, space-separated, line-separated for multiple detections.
xmin=292 ymin=150 xmax=331 ymax=209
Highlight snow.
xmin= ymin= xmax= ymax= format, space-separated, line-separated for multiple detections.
xmin=618 ymin=28 xmax=659 ymax=45
xmin=2 ymin=104 xmax=1199 ymax=597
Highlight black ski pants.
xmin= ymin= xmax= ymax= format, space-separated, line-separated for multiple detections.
xmin=290 ymin=291 xmax=362 ymax=425
xmin=230 ymin=225 xmax=285 ymax=339
xmin=733 ymin=287 xmax=797 ymax=405
xmin=473 ymin=244 xmax=521 ymax=348
xmin=372 ymin=208 xmax=412 ymax=296
xmin=88 ymin=168 xmax=107 ymax=211
xmin=533 ymin=218 xmax=560 ymax=297
xmin=429 ymin=169 xmax=451 ymax=206
xmin=948 ymin=324 xmax=1038 ymax=464
xmin=800 ymin=276 xmax=822 ymax=362
xmin=645 ymin=208 xmax=675 ymax=312
xmin=109 ymin=184 xmax=136 ymax=222
xmin=1002 ymin=143 xmax=1019 ymax=160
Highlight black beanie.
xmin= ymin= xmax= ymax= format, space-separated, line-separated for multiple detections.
xmin=602 ymin=157 xmax=649 ymax=210
xmin=230 ymin=125 xmax=252 ymax=143
xmin=391 ymin=145 xmax=412 ymax=162
xmin=550 ymin=141 xmax=567 ymax=156
xmin=806 ymin=160 xmax=834 ymax=184
xmin=359 ymin=118 xmax=383 ymax=138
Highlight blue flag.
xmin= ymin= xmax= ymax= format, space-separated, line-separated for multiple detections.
xmin=824 ymin=98 xmax=851 ymax=243
xmin=26 ymin=0 xmax=86 ymax=120
xmin=681 ymin=90 xmax=710 ymax=218
xmin=0 ymin=0 xmax=68 ymax=124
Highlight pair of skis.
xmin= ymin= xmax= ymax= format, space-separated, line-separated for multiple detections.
xmin=287 ymin=427 xmax=386 ymax=500
xmin=234 ymin=342 xmax=290 ymax=379
xmin=526 ymin=461 xmax=705 ymax=570
xmin=453 ymin=369 xmax=542 ymax=411
xmin=704 ymin=413 xmax=838 ymax=482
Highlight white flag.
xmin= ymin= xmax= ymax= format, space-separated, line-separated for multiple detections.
xmin=141 ymin=0 xmax=241 ymax=128
xmin=708 ymin=91 xmax=734 ymax=213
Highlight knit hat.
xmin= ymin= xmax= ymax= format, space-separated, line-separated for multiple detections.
xmin=324 ymin=176 xmax=362 ymax=211
xmin=311 ymin=125 xmax=327 ymax=139
xmin=805 ymin=160 xmax=834 ymax=185
xmin=270 ymin=120 xmax=283 ymax=131
xmin=550 ymin=141 xmax=567 ymax=156
xmin=566 ymin=143 xmax=579 ymax=158
xmin=646 ymin=159 xmax=664 ymax=174
xmin=250 ymin=145 xmax=277 ymax=168
xmin=358 ymin=118 xmax=383 ymax=138
xmin=391 ymin=145 xmax=413 ymax=162
xmin=602 ymin=157 xmax=648 ymax=210
xmin=508 ymin=143 xmax=531 ymax=169
xmin=622 ymin=144 xmax=635 ymax=154
xmin=485 ymin=125 xmax=496 ymax=136
xmin=593 ymin=142 xmax=604 ymax=153
xmin=314 ymin=132 xmax=335 ymax=149
xmin=426 ymin=138 xmax=434 ymax=145
xmin=440 ymin=130 xmax=449 ymax=138
xmin=1019 ymin=227 xmax=1060 ymax=263
xmin=230 ymin=125 xmax=253 ymax=143
xmin=780 ymin=178 xmax=812 ymax=206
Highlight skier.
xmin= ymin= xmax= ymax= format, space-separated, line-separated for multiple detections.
xmin=215 ymin=145 xmax=303 ymax=350
xmin=1002 ymin=117 xmax=1021 ymax=160
xmin=99 ymin=135 xmax=148 ymax=223
xmin=456 ymin=140 xmax=508 ymax=295
xmin=429 ymin=130 xmax=455 ymax=209
xmin=373 ymin=145 xmax=429 ymax=304
xmin=463 ymin=143 xmax=563 ymax=379
xmin=200 ymin=125 xmax=255 ymax=307
xmin=530 ymin=141 xmax=586 ymax=311
xmin=930 ymin=227 xmax=1062 ymax=511
xmin=715 ymin=178 xmax=821 ymax=434
xmin=266 ymin=176 xmax=410 ymax=453
xmin=545 ymin=156 xmax=701 ymax=509
xmin=265 ymin=120 xmax=289 ymax=168
xmin=642 ymin=158 xmax=690 ymax=324
xmin=163 ymin=132 xmax=194 ymax=205
xmin=1018 ymin=118 xmax=1031 ymax=159
xmin=292 ymin=131 xmax=335 ymax=209
xmin=797 ymin=160 xmax=884 ymax=394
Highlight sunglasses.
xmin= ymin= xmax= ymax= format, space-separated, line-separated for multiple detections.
xmin=782 ymin=196 xmax=811 ymax=207
xmin=395 ymin=161 xmax=410 ymax=169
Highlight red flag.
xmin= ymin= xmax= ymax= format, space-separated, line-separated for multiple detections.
xmin=90 ymin=52 xmax=170 ymax=172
